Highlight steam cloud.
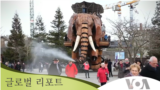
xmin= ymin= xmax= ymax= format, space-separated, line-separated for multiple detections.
xmin=31 ymin=42 xmax=74 ymax=63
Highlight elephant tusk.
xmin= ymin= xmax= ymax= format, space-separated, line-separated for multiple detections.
xmin=88 ymin=36 xmax=96 ymax=52
xmin=73 ymin=36 xmax=80 ymax=52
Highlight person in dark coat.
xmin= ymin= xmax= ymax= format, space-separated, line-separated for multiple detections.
xmin=10 ymin=63 xmax=14 ymax=69
xmin=108 ymin=59 xmax=113 ymax=77
xmin=22 ymin=63 xmax=25 ymax=72
xmin=123 ymin=58 xmax=131 ymax=76
xmin=140 ymin=56 xmax=160 ymax=81
xmin=57 ymin=59 xmax=62 ymax=75
xmin=15 ymin=62 xmax=21 ymax=71
xmin=48 ymin=59 xmax=62 ymax=75
xmin=135 ymin=60 xmax=143 ymax=72
xmin=116 ymin=60 xmax=124 ymax=78
xmin=14 ymin=63 xmax=16 ymax=69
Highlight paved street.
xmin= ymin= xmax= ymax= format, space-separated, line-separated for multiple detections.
xmin=25 ymin=68 xmax=119 ymax=85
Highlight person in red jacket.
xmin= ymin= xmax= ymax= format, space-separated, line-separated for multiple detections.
xmin=83 ymin=61 xmax=90 ymax=78
xmin=65 ymin=61 xmax=78 ymax=78
xmin=97 ymin=63 xmax=109 ymax=86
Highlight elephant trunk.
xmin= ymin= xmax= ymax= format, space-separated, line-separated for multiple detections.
xmin=79 ymin=24 xmax=89 ymax=62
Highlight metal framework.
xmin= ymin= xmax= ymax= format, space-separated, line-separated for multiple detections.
xmin=30 ymin=0 xmax=34 ymax=38
xmin=72 ymin=1 xmax=104 ymax=14
xmin=129 ymin=4 xmax=136 ymax=26
xmin=105 ymin=0 xmax=140 ymax=26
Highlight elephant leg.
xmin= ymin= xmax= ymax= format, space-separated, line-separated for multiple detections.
xmin=91 ymin=49 xmax=98 ymax=61
xmin=90 ymin=49 xmax=103 ymax=71
xmin=93 ymin=56 xmax=97 ymax=61
xmin=72 ymin=51 xmax=79 ymax=61
xmin=90 ymin=56 xmax=101 ymax=71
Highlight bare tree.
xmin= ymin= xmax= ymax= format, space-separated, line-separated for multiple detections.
xmin=148 ymin=27 xmax=160 ymax=59
xmin=107 ymin=18 xmax=150 ymax=63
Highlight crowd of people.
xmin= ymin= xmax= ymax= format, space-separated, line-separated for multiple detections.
xmin=115 ymin=56 xmax=160 ymax=81
xmin=1 ymin=60 xmax=52 ymax=72
xmin=47 ymin=59 xmax=78 ymax=78
xmin=1 ymin=61 xmax=25 ymax=72
xmin=96 ymin=56 xmax=160 ymax=86
xmin=115 ymin=56 xmax=160 ymax=80
xmin=1 ymin=56 xmax=160 ymax=86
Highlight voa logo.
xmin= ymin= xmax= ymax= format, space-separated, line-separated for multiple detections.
xmin=125 ymin=79 xmax=150 ymax=90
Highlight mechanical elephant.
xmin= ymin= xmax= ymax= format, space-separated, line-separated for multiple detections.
xmin=66 ymin=13 xmax=107 ymax=70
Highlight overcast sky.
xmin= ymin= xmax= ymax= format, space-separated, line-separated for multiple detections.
xmin=1 ymin=0 xmax=157 ymax=40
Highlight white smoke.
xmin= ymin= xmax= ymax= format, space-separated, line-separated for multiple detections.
xmin=31 ymin=41 xmax=74 ymax=63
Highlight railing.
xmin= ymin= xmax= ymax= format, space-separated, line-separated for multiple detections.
xmin=100 ymin=35 xmax=110 ymax=42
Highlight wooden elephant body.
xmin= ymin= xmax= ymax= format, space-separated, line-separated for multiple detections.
xmin=64 ymin=13 xmax=110 ymax=71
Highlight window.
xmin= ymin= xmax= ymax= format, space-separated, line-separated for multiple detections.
xmin=82 ymin=8 xmax=86 ymax=13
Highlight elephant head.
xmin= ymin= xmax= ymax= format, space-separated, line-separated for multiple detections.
xmin=67 ymin=13 xmax=102 ymax=62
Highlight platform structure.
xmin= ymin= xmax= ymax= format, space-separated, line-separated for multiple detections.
xmin=71 ymin=1 xmax=103 ymax=14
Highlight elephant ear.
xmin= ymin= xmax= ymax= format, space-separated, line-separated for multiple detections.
xmin=67 ymin=13 xmax=78 ymax=42
xmin=92 ymin=15 xmax=102 ymax=47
